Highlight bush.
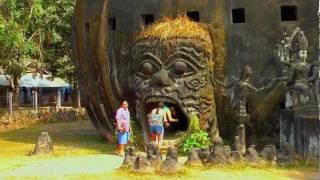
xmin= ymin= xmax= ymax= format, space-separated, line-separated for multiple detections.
xmin=181 ymin=112 xmax=210 ymax=154
xmin=182 ymin=130 xmax=209 ymax=154
xmin=129 ymin=119 xmax=144 ymax=147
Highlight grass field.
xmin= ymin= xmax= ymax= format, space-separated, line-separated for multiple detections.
xmin=0 ymin=119 xmax=319 ymax=179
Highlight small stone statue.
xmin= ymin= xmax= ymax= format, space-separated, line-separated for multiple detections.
xmin=133 ymin=155 xmax=153 ymax=173
xmin=33 ymin=132 xmax=53 ymax=155
xmin=122 ymin=146 xmax=137 ymax=169
xmin=277 ymin=141 xmax=295 ymax=164
xmin=161 ymin=146 xmax=180 ymax=174
xmin=146 ymin=143 xmax=162 ymax=167
xmin=198 ymin=147 xmax=211 ymax=165
xmin=166 ymin=146 xmax=178 ymax=162
xmin=212 ymin=145 xmax=232 ymax=164
xmin=260 ymin=145 xmax=277 ymax=165
xmin=231 ymin=151 xmax=242 ymax=161
xmin=245 ymin=145 xmax=259 ymax=163
xmin=185 ymin=148 xmax=202 ymax=166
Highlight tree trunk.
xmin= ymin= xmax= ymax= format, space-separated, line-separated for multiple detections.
xmin=72 ymin=80 xmax=81 ymax=109
xmin=12 ymin=76 xmax=20 ymax=109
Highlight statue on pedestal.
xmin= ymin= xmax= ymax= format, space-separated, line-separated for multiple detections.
xmin=216 ymin=65 xmax=279 ymax=154
xmin=277 ymin=27 xmax=319 ymax=108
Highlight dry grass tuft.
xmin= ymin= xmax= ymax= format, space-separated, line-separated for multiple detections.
xmin=136 ymin=16 xmax=212 ymax=46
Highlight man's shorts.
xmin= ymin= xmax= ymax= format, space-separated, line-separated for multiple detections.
xmin=117 ymin=131 xmax=130 ymax=145
xmin=149 ymin=125 xmax=163 ymax=135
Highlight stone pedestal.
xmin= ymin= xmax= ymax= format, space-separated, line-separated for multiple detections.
xmin=280 ymin=109 xmax=320 ymax=157
xmin=237 ymin=125 xmax=246 ymax=154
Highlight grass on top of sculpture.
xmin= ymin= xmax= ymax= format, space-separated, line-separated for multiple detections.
xmin=135 ymin=16 xmax=212 ymax=44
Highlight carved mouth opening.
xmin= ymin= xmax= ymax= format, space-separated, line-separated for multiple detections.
xmin=144 ymin=97 xmax=189 ymax=142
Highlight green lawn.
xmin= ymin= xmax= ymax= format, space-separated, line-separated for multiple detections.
xmin=0 ymin=108 xmax=7 ymax=117
xmin=0 ymin=120 xmax=114 ymax=157
xmin=0 ymin=120 xmax=319 ymax=179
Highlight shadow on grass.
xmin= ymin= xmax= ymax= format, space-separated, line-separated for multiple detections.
xmin=0 ymin=120 xmax=116 ymax=155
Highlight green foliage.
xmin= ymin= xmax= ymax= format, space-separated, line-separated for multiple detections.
xmin=0 ymin=0 xmax=76 ymax=86
xmin=129 ymin=119 xmax=144 ymax=148
xmin=181 ymin=113 xmax=209 ymax=154
xmin=182 ymin=130 xmax=209 ymax=154
xmin=188 ymin=112 xmax=201 ymax=132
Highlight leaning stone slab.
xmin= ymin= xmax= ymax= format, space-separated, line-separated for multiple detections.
xmin=33 ymin=132 xmax=53 ymax=155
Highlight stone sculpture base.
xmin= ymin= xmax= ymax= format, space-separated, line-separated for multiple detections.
xmin=280 ymin=109 xmax=320 ymax=158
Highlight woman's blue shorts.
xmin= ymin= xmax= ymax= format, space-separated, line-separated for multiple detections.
xmin=149 ymin=125 xmax=163 ymax=135
xmin=117 ymin=131 xmax=130 ymax=145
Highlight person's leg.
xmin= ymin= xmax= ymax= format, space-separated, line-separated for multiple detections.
xmin=156 ymin=134 xmax=162 ymax=147
xmin=118 ymin=144 xmax=125 ymax=156
xmin=151 ymin=133 xmax=157 ymax=143
xmin=150 ymin=126 xmax=158 ymax=144
xmin=115 ymin=131 xmax=121 ymax=154
xmin=117 ymin=132 xmax=127 ymax=156
xmin=160 ymin=127 xmax=164 ymax=144
xmin=157 ymin=126 xmax=164 ymax=146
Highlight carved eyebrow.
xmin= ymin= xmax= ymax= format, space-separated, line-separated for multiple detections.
xmin=167 ymin=51 xmax=206 ymax=69
xmin=142 ymin=52 xmax=162 ymax=65
xmin=178 ymin=47 xmax=205 ymax=58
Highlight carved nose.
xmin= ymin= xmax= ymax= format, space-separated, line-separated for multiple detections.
xmin=153 ymin=69 xmax=173 ymax=86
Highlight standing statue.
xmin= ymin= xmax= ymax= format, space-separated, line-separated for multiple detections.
xmin=216 ymin=65 xmax=278 ymax=153
xmin=217 ymin=65 xmax=278 ymax=125
xmin=277 ymin=27 xmax=318 ymax=108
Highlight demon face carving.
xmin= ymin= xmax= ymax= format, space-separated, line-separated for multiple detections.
xmin=133 ymin=24 xmax=219 ymax=143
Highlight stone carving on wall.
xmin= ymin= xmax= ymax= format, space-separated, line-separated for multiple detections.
xmin=277 ymin=26 xmax=320 ymax=108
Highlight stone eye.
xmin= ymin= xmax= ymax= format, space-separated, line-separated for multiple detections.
xmin=173 ymin=61 xmax=187 ymax=75
xmin=170 ymin=60 xmax=196 ymax=76
xmin=139 ymin=62 xmax=154 ymax=76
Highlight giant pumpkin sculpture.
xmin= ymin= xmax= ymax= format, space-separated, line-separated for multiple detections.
xmin=73 ymin=0 xmax=225 ymax=144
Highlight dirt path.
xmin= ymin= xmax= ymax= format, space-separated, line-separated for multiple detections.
xmin=0 ymin=154 xmax=123 ymax=178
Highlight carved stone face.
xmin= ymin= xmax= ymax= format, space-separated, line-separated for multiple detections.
xmin=298 ymin=50 xmax=307 ymax=62
xmin=132 ymin=38 xmax=217 ymax=142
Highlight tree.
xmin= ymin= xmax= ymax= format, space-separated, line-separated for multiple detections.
xmin=0 ymin=0 xmax=76 ymax=107
xmin=0 ymin=4 xmax=39 ymax=106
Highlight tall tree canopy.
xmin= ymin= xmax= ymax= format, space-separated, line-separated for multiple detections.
xmin=0 ymin=0 xmax=76 ymax=105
